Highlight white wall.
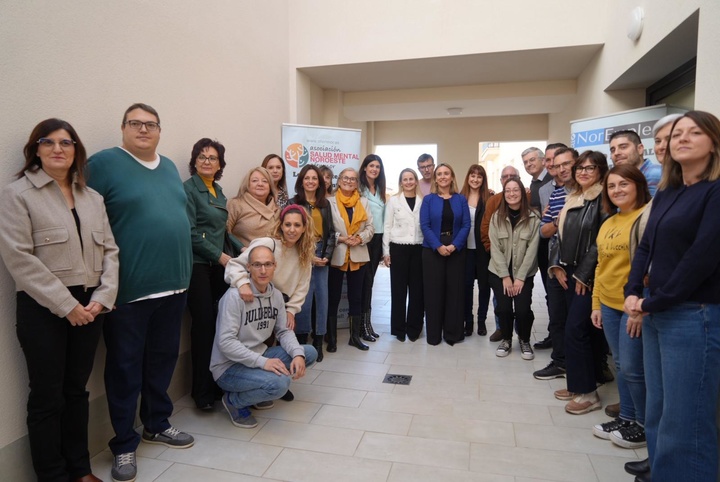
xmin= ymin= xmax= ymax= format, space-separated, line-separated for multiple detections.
xmin=0 ymin=0 xmax=289 ymax=451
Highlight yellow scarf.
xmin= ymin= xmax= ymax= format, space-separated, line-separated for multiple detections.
xmin=335 ymin=189 xmax=368 ymax=271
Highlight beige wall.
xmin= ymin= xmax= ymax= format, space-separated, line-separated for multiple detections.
xmin=0 ymin=0 xmax=289 ymax=460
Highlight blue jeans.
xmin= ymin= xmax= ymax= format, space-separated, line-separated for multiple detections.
xmin=600 ymin=304 xmax=645 ymax=424
xmin=295 ymin=265 xmax=329 ymax=336
xmin=643 ymin=302 xmax=720 ymax=482
xmin=216 ymin=345 xmax=318 ymax=409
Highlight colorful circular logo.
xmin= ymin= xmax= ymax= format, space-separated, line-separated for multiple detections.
xmin=284 ymin=143 xmax=309 ymax=168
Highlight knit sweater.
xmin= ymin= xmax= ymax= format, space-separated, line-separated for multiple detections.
xmin=87 ymin=147 xmax=192 ymax=304
xmin=209 ymin=281 xmax=304 ymax=380
xmin=626 ymin=180 xmax=720 ymax=312
xmin=224 ymin=237 xmax=311 ymax=315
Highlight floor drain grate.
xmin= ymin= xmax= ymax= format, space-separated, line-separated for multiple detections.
xmin=383 ymin=374 xmax=412 ymax=385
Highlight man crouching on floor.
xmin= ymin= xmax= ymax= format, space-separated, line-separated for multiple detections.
xmin=210 ymin=245 xmax=317 ymax=428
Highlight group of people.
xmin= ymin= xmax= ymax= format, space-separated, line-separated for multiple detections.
xmin=1 ymin=105 xmax=719 ymax=482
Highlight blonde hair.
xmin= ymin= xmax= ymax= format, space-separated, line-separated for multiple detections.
xmin=271 ymin=206 xmax=315 ymax=268
xmin=396 ymin=168 xmax=421 ymax=198
xmin=237 ymin=167 xmax=277 ymax=204
xmin=431 ymin=163 xmax=459 ymax=194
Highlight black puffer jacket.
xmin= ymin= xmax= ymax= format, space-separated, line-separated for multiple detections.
xmin=548 ymin=184 xmax=608 ymax=287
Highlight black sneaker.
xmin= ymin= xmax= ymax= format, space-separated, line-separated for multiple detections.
xmin=533 ymin=336 xmax=552 ymax=349
xmin=610 ymin=423 xmax=647 ymax=449
xmin=592 ymin=417 xmax=633 ymax=440
xmin=496 ymin=339 xmax=512 ymax=357
xmin=533 ymin=361 xmax=566 ymax=380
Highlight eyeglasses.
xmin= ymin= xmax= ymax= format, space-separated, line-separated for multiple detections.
xmin=523 ymin=156 xmax=539 ymax=164
xmin=504 ymin=188 xmax=522 ymax=194
xmin=555 ymin=160 xmax=574 ymax=170
xmin=197 ymin=155 xmax=219 ymax=164
xmin=418 ymin=164 xmax=434 ymax=171
xmin=575 ymin=165 xmax=598 ymax=173
xmin=124 ymin=120 xmax=160 ymax=131
xmin=249 ymin=262 xmax=276 ymax=270
xmin=340 ymin=176 xmax=358 ymax=183
xmin=37 ymin=138 xmax=75 ymax=150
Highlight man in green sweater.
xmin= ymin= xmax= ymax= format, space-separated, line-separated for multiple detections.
xmin=87 ymin=103 xmax=193 ymax=482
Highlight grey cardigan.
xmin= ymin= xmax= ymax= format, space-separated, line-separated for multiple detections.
xmin=0 ymin=169 xmax=119 ymax=317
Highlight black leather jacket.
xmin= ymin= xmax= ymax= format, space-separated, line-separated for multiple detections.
xmin=548 ymin=187 xmax=608 ymax=287
xmin=289 ymin=197 xmax=336 ymax=260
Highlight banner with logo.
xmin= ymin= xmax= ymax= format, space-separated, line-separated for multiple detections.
xmin=281 ymin=124 xmax=362 ymax=189
xmin=570 ymin=105 xmax=686 ymax=164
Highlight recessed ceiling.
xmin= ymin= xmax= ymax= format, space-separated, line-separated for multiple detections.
xmin=607 ymin=10 xmax=698 ymax=90
xmin=298 ymin=45 xmax=603 ymax=92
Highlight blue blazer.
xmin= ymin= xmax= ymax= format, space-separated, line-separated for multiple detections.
xmin=420 ymin=193 xmax=471 ymax=250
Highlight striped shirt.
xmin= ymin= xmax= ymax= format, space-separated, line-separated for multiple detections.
xmin=541 ymin=185 xmax=570 ymax=226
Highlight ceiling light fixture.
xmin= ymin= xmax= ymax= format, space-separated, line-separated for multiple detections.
xmin=447 ymin=107 xmax=463 ymax=116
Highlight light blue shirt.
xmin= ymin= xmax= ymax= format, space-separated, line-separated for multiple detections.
xmin=362 ymin=187 xmax=385 ymax=234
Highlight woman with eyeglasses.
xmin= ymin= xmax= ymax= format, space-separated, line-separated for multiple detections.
xmin=460 ymin=164 xmax=492 ymax=337
xmin=589 ymin=164 xmax=651 ymax=449
xmin=489 ymin=178 xmax=540 ymax=360
xmin=290 ymin=165 xmax=335 ymax=361
xmin=0 ymin=119 xmax=119 ymax=482
xmin=549 ymin=150 xmax=609 ymax=415
xmin=383 ymin=168 xmax=424 ymax=342
xmin=420 ymin=163 xmax=471 ymax=346
xmin=359 ymin=154 xmax=386 ymax=341
xmin=327 ymin=168 xmax=375 ymax=351
xmin=225 ymin=205 xmax=315 ymax=401
xmin=227 ymin=167 xmax=279 ymax=246
xmin=262 ymin=154 xmax=289 ymax=209
xmin=624 ymin=111 xmax=720 ymax=482
xmin=183 ymin=138 xmax=243 ymax=410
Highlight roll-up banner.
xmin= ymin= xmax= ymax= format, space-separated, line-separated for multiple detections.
xmin=570 ymin=105 xmax=686 ymax=165
xmin=281 ymin=124 xmax=363 ymax=189
xmin=281 ymin=124 xmax=363 ymax=324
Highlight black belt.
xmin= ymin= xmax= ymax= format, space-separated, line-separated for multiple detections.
xmin=440 ymin=231 xmax=453 ymax=236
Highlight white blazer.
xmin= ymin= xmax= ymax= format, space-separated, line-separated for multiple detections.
xmin=382 ymin=194 xmax=424 ymax=256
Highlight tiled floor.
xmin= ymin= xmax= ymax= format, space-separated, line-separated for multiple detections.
xmin=91 ymin=266 xmax=645 ymax=481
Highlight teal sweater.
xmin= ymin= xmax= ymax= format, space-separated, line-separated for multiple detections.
xmin=87 ymin=147 xmax=192 ymax=304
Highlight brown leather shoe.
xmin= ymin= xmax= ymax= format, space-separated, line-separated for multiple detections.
xmin=73 ymin=474 xmax=103 ymax=482
xmin=565 ymin=392 xmax=601 ymax=415
xmin=489 ymin=329 xmax=503 ymax=342
xmin=554 ymin=388 xmax=576 ymax=401
xmin=605 ymin=402 xmax=620 ymax=418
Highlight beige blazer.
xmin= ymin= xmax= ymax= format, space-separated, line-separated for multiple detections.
xmin=328 ymin=195 xmax=374 ymax=267
xmin=0 ymin=169 xmax=119 ymax=317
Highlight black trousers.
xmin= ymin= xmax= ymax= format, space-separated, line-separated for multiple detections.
xmin=16 ymin=287 xmax=102 ymax=482
xmin=361 ymin=233 xmax=384 ymax=313
xmin=422 ymin=245 xmax=465 ymax=345
xmin=329 ymin=264 xmax=367 ymax=318
xmin=389 ymin=243 xmax=424 ymax=338
xmin=489 ymin=273 xmax=534 ymax=341
xmin=562 ymin=267 xmax=608 ymax=394
xmin=187 ymin=263 xmax=228 ymax=407
xmin=547 ymin=276 xmax=568 ymax=367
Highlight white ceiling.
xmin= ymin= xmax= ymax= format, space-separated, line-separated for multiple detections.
xmin=299 ymin=45 xmax=603 ymax=121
